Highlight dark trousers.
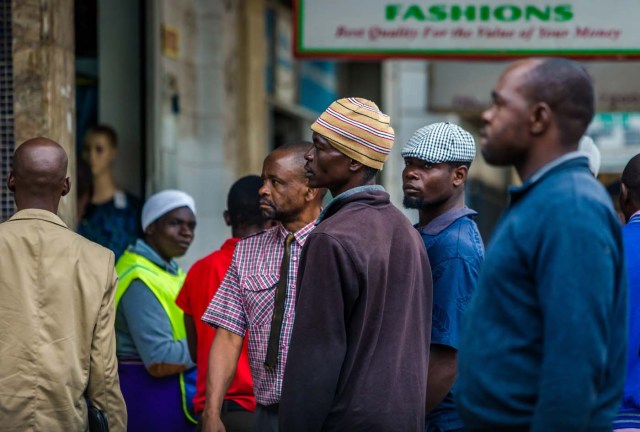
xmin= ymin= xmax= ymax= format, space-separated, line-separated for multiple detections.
xmin=196 ymin=401 xmax=255 ymax=432
xmin=254 ymin=403 xmax=279 ymax=432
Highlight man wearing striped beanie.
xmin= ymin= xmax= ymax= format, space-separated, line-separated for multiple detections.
xmin=280 ymin=98 xmax=433 ymax=432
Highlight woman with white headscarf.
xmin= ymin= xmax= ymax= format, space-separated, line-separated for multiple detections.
xmin=114 ymin=190 xmax=198 ymax=431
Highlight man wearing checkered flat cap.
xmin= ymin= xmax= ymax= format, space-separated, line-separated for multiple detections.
xmin=280 ymin=98 xmax=433 ymax=432
xmin=402 ymin=122 xmax=485 ymax=432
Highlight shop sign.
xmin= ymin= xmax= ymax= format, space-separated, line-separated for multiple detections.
xmin=295 ymin=0 xmax=640 ymax=59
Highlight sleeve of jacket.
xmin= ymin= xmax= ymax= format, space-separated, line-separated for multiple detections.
xmin=86 ymin=251 xmax=128 ymax=432
xmin=280 ymin=233 xmax=357 ymax=432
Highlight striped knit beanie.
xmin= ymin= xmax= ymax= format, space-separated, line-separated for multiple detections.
xmin=311 ymin=97 xmax=395 ymax=170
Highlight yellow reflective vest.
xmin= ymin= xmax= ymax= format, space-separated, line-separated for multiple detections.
xmin=115 ymin=251 xmax=197 ymax=424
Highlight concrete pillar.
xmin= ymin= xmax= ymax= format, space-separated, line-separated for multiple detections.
xmin=12 ymin=0 xmax=76 ymax=226
xmin=236 ymin=0 xmax=267 ymax=176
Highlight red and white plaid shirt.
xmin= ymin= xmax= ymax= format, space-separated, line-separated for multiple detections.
xmin=201 ymin=222 xmax=315 ymax=405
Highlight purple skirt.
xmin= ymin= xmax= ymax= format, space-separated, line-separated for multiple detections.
xmin=119 ymin=362 xmax=196 ymax=431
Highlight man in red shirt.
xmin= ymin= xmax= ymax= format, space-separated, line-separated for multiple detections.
xmin=177 ymin=175 xmax=270 ymax=431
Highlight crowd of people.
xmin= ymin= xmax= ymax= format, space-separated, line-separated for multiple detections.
xmin=1 ymin=57 xmax=639 ymax=432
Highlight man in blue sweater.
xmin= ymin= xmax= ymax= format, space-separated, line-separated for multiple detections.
xmin=457 ymin=58 xmax=627 ymax=431
xmin=616 ymin=153 xmax=640 ymax=431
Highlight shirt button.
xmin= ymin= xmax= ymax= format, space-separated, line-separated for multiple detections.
xmin=291 ymin=256 xmax=297 ymax=261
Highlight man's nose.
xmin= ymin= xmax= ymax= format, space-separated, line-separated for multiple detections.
xmin=258 ymin=182 xmax=269 ymax=196
xmin=481 ymin=107 xmax=493 ymax=123
xmin=403 ymin=167 xmax=418 ymax=180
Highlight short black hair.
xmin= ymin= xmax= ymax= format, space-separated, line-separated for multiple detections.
xmin=227 ymin=175 xmax=267 ymax=227
xmin=86 ymin=124 xmax=118 ymax=148
xmin=622 ymin=153 xmax=640 ymax=201
xmin=524 ymin=58 xmax=594 ymax=145
xmin=275 ymin=141 xmax=312 ymax=157
xmin=362 ymin=166 xmax=379 ymax=182
xmin=272 ymin=141 xmax=313 ymax=179
xmin=446 ymin=161 xmax=471 ymax=169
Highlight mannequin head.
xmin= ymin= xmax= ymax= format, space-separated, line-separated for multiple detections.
xmin=83 ymin=125 xmax=118 ymax=177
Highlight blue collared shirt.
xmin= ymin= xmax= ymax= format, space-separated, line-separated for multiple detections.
xmin=418 ymin=208 xmax=484 ymax=430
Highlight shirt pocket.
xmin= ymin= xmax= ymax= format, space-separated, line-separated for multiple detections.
xmin=242 ymin=273 xmax=279 ymax=327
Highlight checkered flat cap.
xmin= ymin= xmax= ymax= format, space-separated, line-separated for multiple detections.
xmin=401 ymin=122 xmax=476 ymax=163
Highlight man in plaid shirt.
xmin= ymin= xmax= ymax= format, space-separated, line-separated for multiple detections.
xmin=200 ymin=142 xmax=325 ymax=432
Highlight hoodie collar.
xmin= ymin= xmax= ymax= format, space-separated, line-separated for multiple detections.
xmin=317 ymin=185 xmax=387 ymax=224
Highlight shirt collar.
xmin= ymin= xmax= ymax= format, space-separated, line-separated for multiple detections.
xmin=276 ymin=219 xmax=317 ymax=246
xmin=7 ymin=208 xmax=68 ymax=228
xmin=417 ymin=207 xmax=478 ymax=236
xmin=317 ymin=184 xmax=385 ymax=224
xmin=629 ymin=210 xmax=640 ymax=224
xmin=509 ymin=153 xmax=589 ymax=201
xmin=129 ymin=239 xmax=180 ymax=275
xmin=525 ymin=151 xmax=586 ymax=185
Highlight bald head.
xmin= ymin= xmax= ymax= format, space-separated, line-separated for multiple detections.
xmin=9 ymin=137 xmax=70 ymax=212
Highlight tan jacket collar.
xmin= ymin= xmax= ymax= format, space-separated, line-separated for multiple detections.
xmin=8 ymin=208 xmax=69 ymax=229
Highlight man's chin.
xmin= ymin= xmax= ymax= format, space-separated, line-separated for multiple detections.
xmin=261 ymin=209 xmax=276 ymax=219
xmin=480 ymin=147 xmax=511 ymax=167
xmin=307 ymin=177 xmax=324 ymax=189
xmin=403 ymin=196 xmax=426 ymax=210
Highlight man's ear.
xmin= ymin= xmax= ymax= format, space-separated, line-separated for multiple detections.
xmin=452 ymin=165 xmax=468 ymax=188
xmin=304 ymin=185 xmax=318 ymax=203
xmin=349 ymin=158 xmax=365 ymax=173
xmin=61 ymin=177 xmax=71 ymax=196
xmin=7 ymin=171 xmax=15 ymax=192
xmin=530 ymin=102 xmax=551 ymax=135
xmin=223 ymin=210 xmax=231 ymax=227
xmin=620 ymin=182 xmax=629 ymax=207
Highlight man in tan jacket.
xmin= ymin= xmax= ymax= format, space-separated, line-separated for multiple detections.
xmin=0 ymin=137 xmax=127 ymax=431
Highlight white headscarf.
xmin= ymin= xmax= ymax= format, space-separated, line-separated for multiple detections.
xmin=141 ymin=189 xmax=196 ymax=231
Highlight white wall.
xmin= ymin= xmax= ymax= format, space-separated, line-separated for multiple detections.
xmin=148 ymin=0 xmax=238 ymax=270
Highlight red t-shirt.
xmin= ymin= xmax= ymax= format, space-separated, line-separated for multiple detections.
xmin=176 ymin=238 xmax=256 ymax=414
